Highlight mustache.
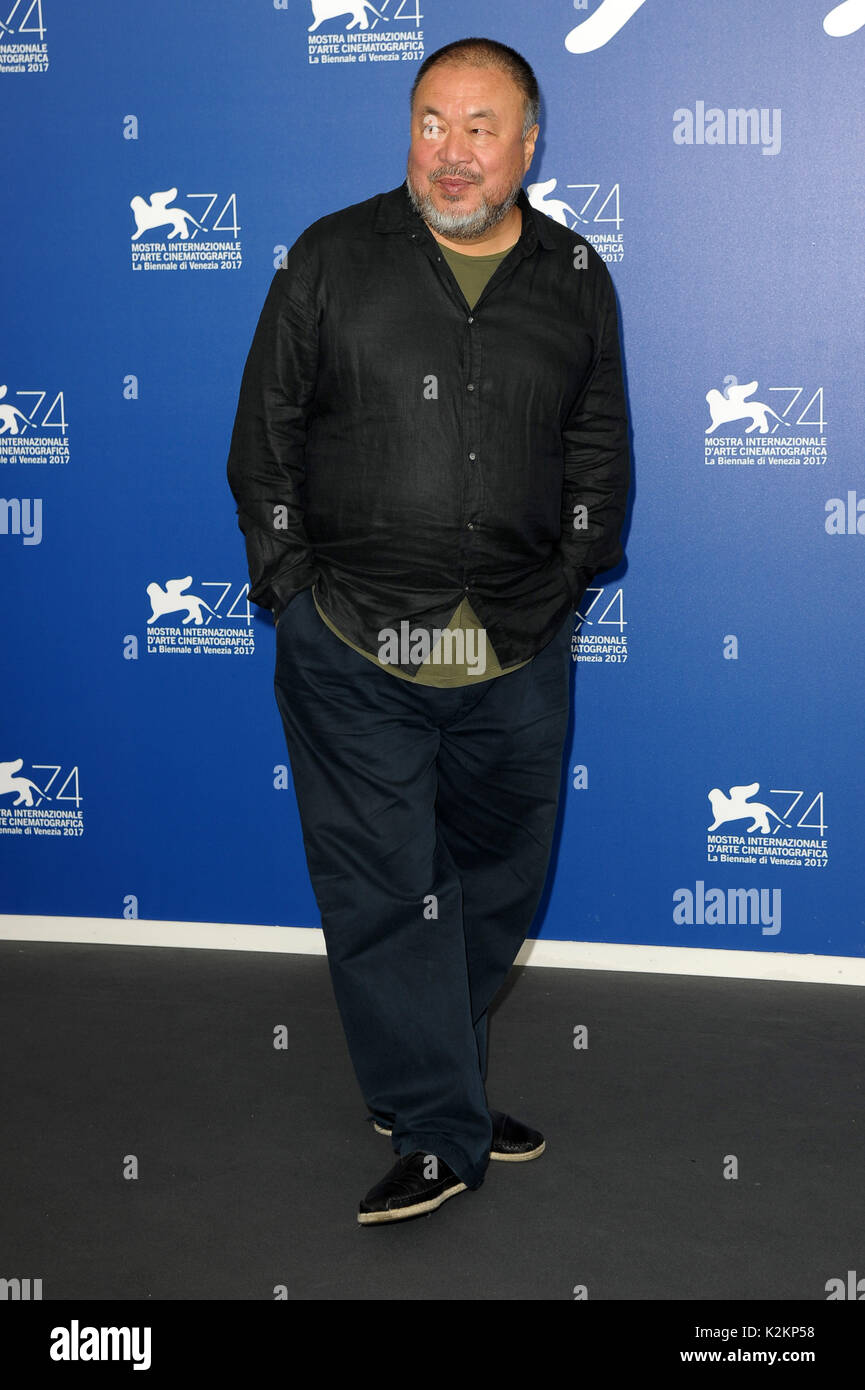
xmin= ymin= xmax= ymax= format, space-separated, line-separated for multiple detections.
xmin=431 ymin=168 xmax=480 ymax=183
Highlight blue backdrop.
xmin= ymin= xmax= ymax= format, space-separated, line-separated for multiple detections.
xmin=2 ymin=0 xmax=863 ymax=957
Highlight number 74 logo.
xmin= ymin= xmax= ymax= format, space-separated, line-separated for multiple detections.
xmin=575 ymin=587 xmax=625 ymax=634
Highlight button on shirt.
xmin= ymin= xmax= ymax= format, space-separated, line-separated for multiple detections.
xmin=311 ymin=236 xmax=532 ymax=687
xmin=226 ymin=180 xmax=630 ymax=679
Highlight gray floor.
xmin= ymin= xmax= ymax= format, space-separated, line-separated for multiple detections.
xmin=1 ymin=940 xmax=862 ymax=1301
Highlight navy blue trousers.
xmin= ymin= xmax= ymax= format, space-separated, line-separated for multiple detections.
xmin=273 ymin=586 xmax=573 ymax=1189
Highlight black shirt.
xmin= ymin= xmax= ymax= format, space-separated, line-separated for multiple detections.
xmin=226 ymin=179 xmax=630 ymax=677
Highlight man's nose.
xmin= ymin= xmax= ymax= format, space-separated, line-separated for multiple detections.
xmin=436 ymin=129 xmax=475 ymax=171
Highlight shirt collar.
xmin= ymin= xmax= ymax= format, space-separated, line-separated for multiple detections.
xmin=375 ymin=179 xmax=556 ymax=253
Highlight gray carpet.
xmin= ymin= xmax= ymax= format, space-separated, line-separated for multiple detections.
xmin=1 ymin=940 xmax=862 ymax=1302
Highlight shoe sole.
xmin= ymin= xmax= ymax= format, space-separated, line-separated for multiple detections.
xmin=487 ymin=1140 xmax=545 ymax=1162
xmin=372 ymin=1121 xmax=545 ymax=1162
xmin=357 ymin=1181 xmax=468 ymax=1224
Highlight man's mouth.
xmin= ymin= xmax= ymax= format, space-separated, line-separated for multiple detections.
xmin=436 ymin=178 xmax=474 ymax=193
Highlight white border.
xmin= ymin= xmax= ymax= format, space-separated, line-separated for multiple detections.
xmin=1 ymin=915 xmax=862 ymax=985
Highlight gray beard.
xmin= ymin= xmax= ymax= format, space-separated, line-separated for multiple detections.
xmin=405 ymin=171 xmax=523 ymax=241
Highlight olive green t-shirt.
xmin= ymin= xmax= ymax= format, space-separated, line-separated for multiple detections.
xmin=313 ymin=238 xmax=531 ymax=687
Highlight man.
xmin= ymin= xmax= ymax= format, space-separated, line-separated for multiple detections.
xmin=226 ymin=36 xmax=629 ymax=1224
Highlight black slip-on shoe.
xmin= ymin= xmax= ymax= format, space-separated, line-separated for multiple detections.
xmin=371 ymin=1108 xmax=545 ymax=1162
xmin=486 ymin=1109 xmax=546 ymax=1161
xmin=357 ymin=1150 xmax=467 ymax=1225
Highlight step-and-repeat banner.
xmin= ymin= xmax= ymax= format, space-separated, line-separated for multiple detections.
xmin=2 ymin=1 xmax=863 ymax=956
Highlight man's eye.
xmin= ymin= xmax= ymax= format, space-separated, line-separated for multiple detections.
xmin=421 ymin=123 xmax=491 ymax=137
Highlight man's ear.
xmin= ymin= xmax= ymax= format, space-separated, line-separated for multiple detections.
xmin=523 ymin=124 xmax=540 ymax=173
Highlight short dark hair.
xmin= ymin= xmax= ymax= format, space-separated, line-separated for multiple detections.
xmin=410 ymin=37 xmax=540 ymax=140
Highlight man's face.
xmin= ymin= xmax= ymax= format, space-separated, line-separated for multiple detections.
xmin=406 ymin=63 xmax=538 ymax=240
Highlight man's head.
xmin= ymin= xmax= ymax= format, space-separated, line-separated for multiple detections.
xmin=406 ymin=37 xmax=540 ymax=242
